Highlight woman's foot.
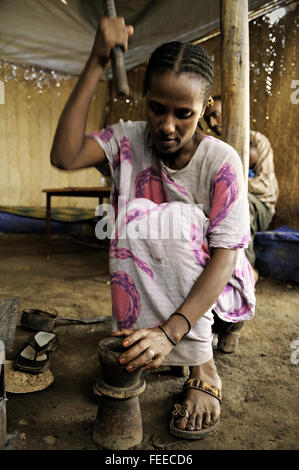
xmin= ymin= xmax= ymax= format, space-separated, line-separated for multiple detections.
xmin=173 ymin=358 xmax=221 ymax=433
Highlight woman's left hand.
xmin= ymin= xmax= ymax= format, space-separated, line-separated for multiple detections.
xmin=111 ymin=328 xmax=175 ymax=371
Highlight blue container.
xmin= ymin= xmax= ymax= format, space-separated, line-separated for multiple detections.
xmin=254 ymin=225 xmax=299 ymax=282
xmin=0 ymin=212 xmax=85 ymax=235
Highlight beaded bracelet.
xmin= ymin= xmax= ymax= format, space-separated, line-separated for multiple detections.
xmin=158 ymin=326 xmax=177 ymax=346
xmin=170 ymin=312 xmax=191 ymax=336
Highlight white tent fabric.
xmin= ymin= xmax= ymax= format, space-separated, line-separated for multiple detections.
xmin=0 ymin=0 xmax=269 ymax=77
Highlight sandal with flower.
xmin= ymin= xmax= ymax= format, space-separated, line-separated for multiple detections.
xmin=170 ymin=378 xmax=222 ymax=440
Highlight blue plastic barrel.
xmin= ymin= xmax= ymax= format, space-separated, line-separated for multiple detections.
xmin=254 ymin=225 xmax=299 ymax=282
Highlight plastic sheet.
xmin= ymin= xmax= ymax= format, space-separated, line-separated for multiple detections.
xmin=0 ymin=0 xmax=270 ymax=76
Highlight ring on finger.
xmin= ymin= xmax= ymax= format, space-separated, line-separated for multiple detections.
xmin=147 ymin=348 xmax=155 ymax=359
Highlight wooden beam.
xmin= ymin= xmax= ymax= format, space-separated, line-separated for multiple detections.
xmin=221 ymin=0 xmax=250 ymax=186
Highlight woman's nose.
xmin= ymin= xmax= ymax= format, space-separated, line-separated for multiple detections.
xmin=160 ymin=115 xmax=176 ymax=134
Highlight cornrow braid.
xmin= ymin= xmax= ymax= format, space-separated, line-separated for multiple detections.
xmin=143 ymin=41 xmax=214 ymax=103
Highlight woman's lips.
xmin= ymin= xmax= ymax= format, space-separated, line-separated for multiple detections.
xmin=155 ymin=136 xmax=177 ymax=147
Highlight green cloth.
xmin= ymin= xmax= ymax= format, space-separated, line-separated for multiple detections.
xmin=0 ymin=206 xmax=95 ymax=223
xmin=246 ymin=192 xmax=272 ymax=266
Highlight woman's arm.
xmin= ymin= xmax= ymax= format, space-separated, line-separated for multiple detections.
xmin=50 ymin=17 xmax=133 ymax=170
xmin=112 ymin=247 xmax=238 ymax=371
xmin=162 ymin=247 xmax=238 ymax=342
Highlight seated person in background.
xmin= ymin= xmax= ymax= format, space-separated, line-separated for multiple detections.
xmin=204 ymin=96 xmax=279 ymax=353
xmin=246 ymin=131 xmax=279 ymax=266
xmin=204 ymin=96 xmax=279 ymax=268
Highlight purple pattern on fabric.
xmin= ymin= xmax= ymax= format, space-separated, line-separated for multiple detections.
xmin=110 ymin=202 xmax=170 ymax=280
xmin=208 ymin=163 xmax=239 ymax=233
xmin=135 ymin=167 xmax=164 ymax=198
xmin=113 ymin=136 xmax=133 ymax=170
xmin=116 ymin=204 xmax=167 ymax=241
xmin=115 ymin=207 xmax=147 ymax=242
xmin=110 ymin=206 xmax=157 ymax=280
xmin=222 ymin=284 xmax=234 ymax=295
xmin=190 ymin=224 xmax=210 ymax=266
xmin=111 ymin=187 xmax=120 ymax=217
xmin=216 ymin=248 xmax=255 ymax=322
xmin=126 ymin=207 xmax=148 ymax=225
xmin=89 ymin=127 xmax=114 ymax=142
xmin=110 ymin=271 xmax=141 ymax=328
xmin=113 ymin=152 xmax=120 ymax=169
xmin=226 ymin=231 xmax=251 ymax=249
xmin=225 ymin=297 xmax=251 ymax=320
xmin=161 ymin=168 xmax=191 ymax=199
xmin=126 ymin=204 xmax=167 ymax=224
xmin=110 ymin=239 xmax=155 ymax=280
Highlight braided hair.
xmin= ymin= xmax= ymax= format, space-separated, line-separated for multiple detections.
xmin=143 ymin=41 xmax=214 ymax=104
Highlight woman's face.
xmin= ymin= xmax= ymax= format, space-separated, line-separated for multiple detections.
xmin=204 ymin=99 xmax=222 ymax=136
xmin=145 ymin=71 xmax=206 ymax=157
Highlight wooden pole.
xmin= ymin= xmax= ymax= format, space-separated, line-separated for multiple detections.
xmin=221 ymin=0 xmax=250 ymax=187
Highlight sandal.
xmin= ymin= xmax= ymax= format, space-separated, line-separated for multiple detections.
xmin=170 ymin=378 xmax=222 ymax=440
xmin=20 ymin=309 xmax=57 ymax=332
xmin=13 ymin=332 xmax=57 ymax=375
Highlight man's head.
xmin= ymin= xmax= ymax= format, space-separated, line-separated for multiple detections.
xmin=204 ymin=95 xmax=222 ymax=136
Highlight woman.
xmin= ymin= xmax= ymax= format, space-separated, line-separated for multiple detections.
xmin=51 ymin=17 xmax=255 ymax=440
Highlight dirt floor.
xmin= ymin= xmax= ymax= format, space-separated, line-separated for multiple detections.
xmin=0 ymin=233 xmax=298 ymax=451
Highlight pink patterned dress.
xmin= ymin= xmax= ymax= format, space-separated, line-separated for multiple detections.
xmin=88 ymin=120 xmax=255 ymax=366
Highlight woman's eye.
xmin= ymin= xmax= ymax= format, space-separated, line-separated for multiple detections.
xmin=176 ymin=110 xmax=193 ymax=119
xmin=149 ymin=102 xmax=165 ymax=114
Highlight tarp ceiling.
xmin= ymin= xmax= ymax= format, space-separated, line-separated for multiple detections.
xmin=0 ymin=0 xmax=271 ymax=77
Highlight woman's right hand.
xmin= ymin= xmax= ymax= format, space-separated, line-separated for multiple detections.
xmin=90 ymin=17 xmax=134 ymax=68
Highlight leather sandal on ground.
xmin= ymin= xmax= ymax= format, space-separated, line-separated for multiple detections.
xmin=13 ymin=332 xmax=57 ymax=375
xmin=170 ymin=378 xmax=222 ymax=440
xmin=20 ymin=309 xmax=57 ymax=332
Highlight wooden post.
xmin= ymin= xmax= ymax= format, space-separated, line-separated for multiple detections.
xmin=221 ymin=0 xmax=250 ymax=187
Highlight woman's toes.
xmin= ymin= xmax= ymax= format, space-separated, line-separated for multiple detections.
xmin=175 ymin=416 xmax=189 ymax=430
xmin=210 ymin=411 xmax=219 ymax=425
xmin=202 ymin=413 xmax=212 ymax=429
xmin=186 ymin=421 xmax=195 ymax=431
xmin=195 ymin=414 xmax=203 ymax=431
xmin=186 ymin=411 xmax=196 ymax=431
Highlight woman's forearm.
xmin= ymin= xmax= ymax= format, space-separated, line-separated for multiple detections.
xmin=50 ymin=17 xmax=133 ymax=170
xmin=50 ymin=56 xmax=104 ymax=169
xmin=163 ymin=248 xmax=238 ymax=342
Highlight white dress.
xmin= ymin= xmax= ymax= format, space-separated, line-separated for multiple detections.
xmin=88 ymin=120 xmax=256 ymax=366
